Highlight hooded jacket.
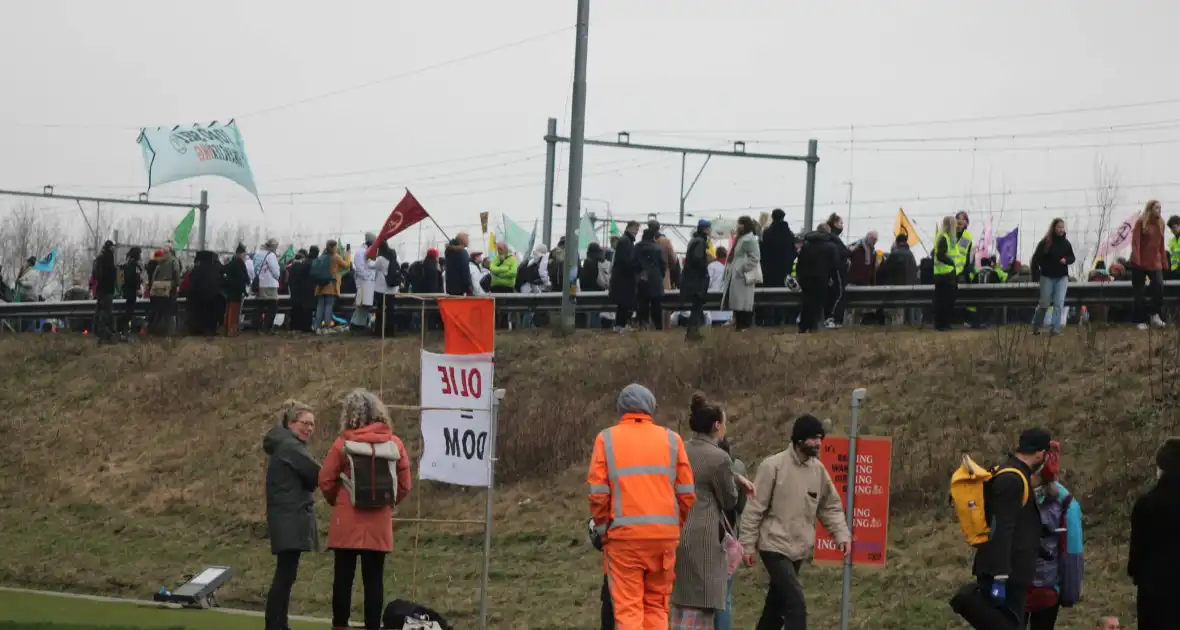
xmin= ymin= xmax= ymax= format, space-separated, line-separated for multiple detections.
xmin=759 ymin=218 xmax=796 ymax=287
xmin=93 ymin=247 xmax=118 ymax=297
xmin=444 ymin=241 xmax=473 ymax=296
xmin=679 ymin=231 xmax=711 ymax=299
xmin=609 ymin=231 xmax=638 ymax=307
xmin=318 ymin=422 xmax=412 ymax=552
xmin=264 ymin=425 xmax=321 ymax=553
xmin=795 ymin=230 xmax=843 ymax=284
xmin=1030 ymin=233 xmax=1077 ymax=280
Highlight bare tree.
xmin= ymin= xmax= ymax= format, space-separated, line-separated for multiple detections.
xmin=1079 ymin=155 xmax=1119 ymax=275
xmin=0 ymin=203 xmax=59 ymax=285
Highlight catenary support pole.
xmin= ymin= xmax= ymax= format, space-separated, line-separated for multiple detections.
xmin=479 ymin=388 xmax=506 ymax=630
xmin=840 ymin=387 xmax=867 ymax=630
xmin=679 ymin=153 xmax=686 ymax=224
xmin=803 ymin=138 xmax=819 ymax=232
xmin=542 ymin=117 xmax=558 ymax=247
xmin=559 ymin=0 xmax=590 ymax=335
xmin=197 ymin=190 xmax=209 ymax=251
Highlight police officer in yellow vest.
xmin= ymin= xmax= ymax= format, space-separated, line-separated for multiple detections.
xmin=1167 ymin=215 xmax=1180 ymax=279
xmin=932 ymin=215 xmax=960 ymax=331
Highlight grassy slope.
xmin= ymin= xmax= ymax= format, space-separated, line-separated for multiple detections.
xmin=0 ymin=327 xmax=1177 ymax=629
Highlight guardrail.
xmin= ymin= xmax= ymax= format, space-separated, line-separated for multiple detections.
xmin=0 ymin=280 xmax=1173 ymax=321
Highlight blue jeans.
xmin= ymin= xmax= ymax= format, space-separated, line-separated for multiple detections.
xmin=1032 ymin=276 xmax=1068 ymax=331
xmin=714 ymin=573 xmax=735 ymax=630
xmin=315 ymin=295 xmax=337 ymax=330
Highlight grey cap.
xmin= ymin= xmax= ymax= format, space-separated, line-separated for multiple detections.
xmin=617 ymin=383 xmax=656 ymax=415
xmin=365 ymin=231 xmax=377 ymax=244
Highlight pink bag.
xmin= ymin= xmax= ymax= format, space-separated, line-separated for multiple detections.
xmin=722 ymin=517 xmax=744 ymax=576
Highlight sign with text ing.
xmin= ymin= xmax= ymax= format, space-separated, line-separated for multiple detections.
xmin=814 ymin=435 xmax=892 ymax=568
xmin=420 ymin=350 xmax=494 ymax=411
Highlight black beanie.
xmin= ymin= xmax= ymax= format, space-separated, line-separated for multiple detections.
xmin=1157 ymin=437 xmax=1180 ymax=476
xmin=792 ymin=414 xmax=825 ymax=443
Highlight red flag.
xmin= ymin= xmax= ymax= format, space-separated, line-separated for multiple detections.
xmin=438 ymin=297 xmax=495 ymax=354
xmin=367 ymin=190 xmax=429 ymax=259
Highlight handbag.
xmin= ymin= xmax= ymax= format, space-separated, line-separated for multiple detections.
xmin=743 ymin=265 xmax=763 ymax=285
xmin=720 ymin=509 xmax=744 ymax=576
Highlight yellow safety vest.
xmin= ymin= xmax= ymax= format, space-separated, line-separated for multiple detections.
xmin=952 ymin=230 xmax=974 ymax=276
xmin=1169 ymin=235 xmax=1180 ymax=271
xmin=934 ymin=232 xmax=958 ymax=276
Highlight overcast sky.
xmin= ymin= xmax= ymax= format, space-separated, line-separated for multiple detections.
xmin=2 ymin=1 xmax=1178 ymax=262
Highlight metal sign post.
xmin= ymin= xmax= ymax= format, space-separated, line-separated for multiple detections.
xmin=478 ymin=388 xmax=505 ymax=630
xmin=840 ymin=387 xmax=867 ymax=630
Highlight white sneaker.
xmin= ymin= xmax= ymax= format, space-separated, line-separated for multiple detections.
xmin=1137 ymin=323 xmax=1149 ymax=331
xmin=1152 ymin=315 xmax=1166 ymax=328
xmin=824 ymin=318 xmax=839 ymax=329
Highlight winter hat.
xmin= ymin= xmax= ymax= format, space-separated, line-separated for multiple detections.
xmin=791 ymin=414 xmax=825 ymax=444
xmin=697 ymin=218 xmax=712 ymax=230
xmin=617 ymin=383 xmax=656 ymax=415
xmin=426 ymin=248 xmax=439 ymax=258
xmin=1156 ymin=437 xmax=1180 ymax=476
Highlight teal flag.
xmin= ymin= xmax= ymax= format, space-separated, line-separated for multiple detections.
xmin=33 ymin=248 xmax=58 ymax=272
xmin=503 ymin=215 xmax=534 ymax=255
xmin=173 ymin=208 xmax=195 ymax=251
xmin=578 ymin=213 xmax=595 ymax=257
xmin=279 ymin=245 xmax=296 ymax=265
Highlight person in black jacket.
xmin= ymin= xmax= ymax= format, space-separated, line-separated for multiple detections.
xmin=824 ymin=213 xmax=850 ymax=327
xmin=1129 ymin=437 xmax=1180 ymax=630
xmin=974 ymin=428 xmax=1054 ymax=627
xmin=221 ymin=245 xmax=250 ymax=337
xmin=633 ymin=227 xmax=667 ymax=330
xmin=608 ymin=221 xmax=640 ymax=330
xmin=444 ymin=233 xmax=473 ymax=297
xmin=759 ymin=209 xmax=795 ymax=327
xmin=286 ymin=248 xmax=315 ymax=333
xmin=92 ymin=240 xmax=118 ymax=343
xmin=184 ymin=251 xmax=224 ymax=336
xmin=795 ymin=224 xmax=842 ymax=333
xmin=121 ymin=247 xmax=143 ymax=337
xmin=1029 ymin=218 xmax=1076 ymax=336
xmin=680 ymin=220 xmax=712 ymax=340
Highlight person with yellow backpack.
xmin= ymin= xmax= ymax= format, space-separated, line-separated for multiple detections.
xmin=949 ymin=428 xmax=1054 ymax=629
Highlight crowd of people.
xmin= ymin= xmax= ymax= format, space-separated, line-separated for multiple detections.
xmin=3 ymin=199 xmax=1177 ymax=341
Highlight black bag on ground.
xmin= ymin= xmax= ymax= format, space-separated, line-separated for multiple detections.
xmin=949 ymin=582 xmax=1020 ymax=630
xmin=382 ymin=599 xmax=452 ymax=630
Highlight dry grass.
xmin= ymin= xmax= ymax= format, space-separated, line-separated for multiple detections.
xmin=0 ymin=325 xmax=1177 ymax=629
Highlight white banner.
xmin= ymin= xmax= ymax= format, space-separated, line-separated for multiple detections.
xmin=421 ymin=350 xmax=494 ymax=411
xmin=419 ymin=409 xmax=492 ymax=487
xmin=137 ymin=120 xmax=260 ymax=197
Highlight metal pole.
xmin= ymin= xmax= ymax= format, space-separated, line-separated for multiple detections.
xmin=542 ymin=117 xmax=558 ymax=247
xmin=804 ymin=138 xmax=819 ymax=231
xmin=479 ymin=388 xmax=505 ymax=630
xmin=840 ymin=387 xmax=867 ymax=630
xmin=197 ymin=190 xmax=209 ymax=251
xmin=679 ymin=152 xmax=687 ymax=224
xmin=94 ymin=201 xmax=101 ymax=255
xmin=559 ymin=0 xmax=590 ymax=335
xmin=845 ymin=182 xmax=854 ymax=239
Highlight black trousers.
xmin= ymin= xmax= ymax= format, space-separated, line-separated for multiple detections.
xmin=636 ymin=291 xmax=663 ymax=329
xmin=1026 ymin=605 xmax=1058 ymax=630
xmin=265 ymin=550 xmax=301 ymax=630
xmin=756 ymin=552 xmax=806 ymax=630
xmin=686 ymin=295 xmax=706 ymax=331
xmin=1131 ymin=267 xmax=1164 ymax=323
xmin=934 ymin=277 xmax=957 ymax=330
xmin=614 ymin=305 xmax=632 ymax=329
xmin=1138 ymin=585 xmax=1180 ymax=630
xmin=734 ymin=310 xmax=754 ymax=331
xmin=799 ymin=279 xmax=828 ymax=333
xmin=826 ymin=270 xmax=846 ymax=323
xmin=92 ymin=293 xmax=115 ymax=340
xmin=332 ymin=549 xmax=386 ymax=630
xmin=123 ymin=294 xmax=138 ymax=333
xmin=601 ymin=574 xmax=614 ymax=630
xmin=976 ymin=576 xmax=1029 ymax=630
xmin=372 ymin=293 xmax=396 ymax=337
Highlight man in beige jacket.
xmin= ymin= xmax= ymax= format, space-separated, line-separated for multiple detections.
xmin=738 ymin=414 xmax=850 ymax=630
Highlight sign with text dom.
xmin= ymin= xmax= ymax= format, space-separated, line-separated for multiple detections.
xmin=419 ymin=409 xmax=492 ymax=487
xmin=814 ymin=435 xmax=892 ymax=568
xmin=420 ymin=350 xmax=494 ymax=411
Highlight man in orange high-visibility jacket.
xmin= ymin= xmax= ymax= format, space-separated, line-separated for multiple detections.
xmin=588 ymin=384 xmax=696 ymax=630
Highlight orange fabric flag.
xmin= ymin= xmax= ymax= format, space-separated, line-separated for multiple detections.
xmin=438 ymin=297 xmax=495 ymax=355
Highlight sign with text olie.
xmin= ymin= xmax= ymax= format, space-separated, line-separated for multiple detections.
xmin=438 ymin=297 xmax=495 ymax=355
xmin=420 ymin=350 xmax=494 ymax=411
xmin=814 ymin=436 xmax=892 ymax=568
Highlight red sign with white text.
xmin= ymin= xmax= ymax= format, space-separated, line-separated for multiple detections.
xmin=814 ymin=436 xmax=892 ymax=568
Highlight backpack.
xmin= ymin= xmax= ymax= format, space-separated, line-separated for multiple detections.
xmin=339 ymin=440 xmax=401 ymax=509
xmin=382 ymin=599 xmax=452 ymax=630
xmin=310 ymin=255 xmax=334 ymax=286
xmin=949 ymin=454 xmax=1029 ymax=546
xmin=1056 ymin=494 xmax=1084 ymax=607
xmin=516 ymin=260 xmax=540 ymax=289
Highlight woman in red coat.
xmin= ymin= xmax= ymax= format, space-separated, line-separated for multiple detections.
xmin=318 ymin=388 xmax=412 ymax=630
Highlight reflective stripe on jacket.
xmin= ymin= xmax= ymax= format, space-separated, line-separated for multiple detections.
xmin=952 ymin=229 xmax=974 ymax=276
xmin=587 ymin=413 xmax=696 ymax=541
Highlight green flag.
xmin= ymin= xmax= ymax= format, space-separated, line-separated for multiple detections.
xmin=579 ymin=213 xmax=595 ymax=257
xmin=172 ymin=208 xmax=195 ymax=251
xmin=503 ymin=215 xmax=533 ymax=255
xmin=610 ymin=217 xmax=620 ymax=237
xmin=279 ymin=245 xmax=296 ymax=265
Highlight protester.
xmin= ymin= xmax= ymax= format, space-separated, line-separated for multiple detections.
xmin=221 ymin=245 xmax=250 ymax=337
xmin=633 ymin=227 xmax=667 ymax=331
xmin=1128 ymin=437 xmax=1180 ymax=630
xmin=350 ymin=232 xmax=378 ymax=333
xmin=318 ymin=389 xmax=412 ymax=630
xmin=932 ymin=215 xmax=960 ymax=331
xmin=147 ymin=244 xmax=182 ymax=336
xmin=724 ymin=216 xmax=761 ymax=332
xmin=445 ymin=233 xmax=473 ymax=297
xmin=880 ymin=233 xmax=919 ymax=325
xmin=121 ymin=246 xmax=143 ymax=336
xmin=739 ymin=414 xmax=849 ymax=630
xmin=370 ymin=242 xmax=397 ymax=337
xmin=669 ymin=394 xmax=753 ymax=629
xmin=1029 ymin=218 xmax=1076 ymax=336
xmin=715 ymin=437 xmax=747 ymax=630
xmin=1168 ymin=214 xmax=1180 ymax=279
xmin=1130 ymin=200 xmax=1168 ymax=330
xmin=680 ymin=220 xmax=711 ymax=340
xmin=758 ymin=208 xmax=796 ymax=327
xmin=587 ymin=384 xmax=695 ymax=630
xmin=972 ymin=428 xmax=1054 ymax=627
xmin=184 ymin=251 xmax=223 ymax=336
xmin=823 ymin=213 xmax=850 ymax=327
xmin=796 ymin=223 xmax=842 ymax=334
xmin=1025 ymin=442 xmax=1084 ymax=630
xmin=313 ymin=240 xmax=351 ymax=334
xmin=579 ymin=242 xmax=610 ymax=329
xmin=263 ymin=400 xmax=319 ymax=630
xmin=15 ymin=256 xmax=37 ymax=302
xmin=252 ymin=238 xmax=282 ymax=334
xmin=489 ymin=241 xmax=518 ymax=295
xmin=90 ymin=240 xmax=117 ymax=343
xmin=609 ymin=221 xmax=640 ymax=332
xmin=847 ymin=231 xmax=878 ymax=325
xmin=286 ymin=248 xmax=316 ymax=333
